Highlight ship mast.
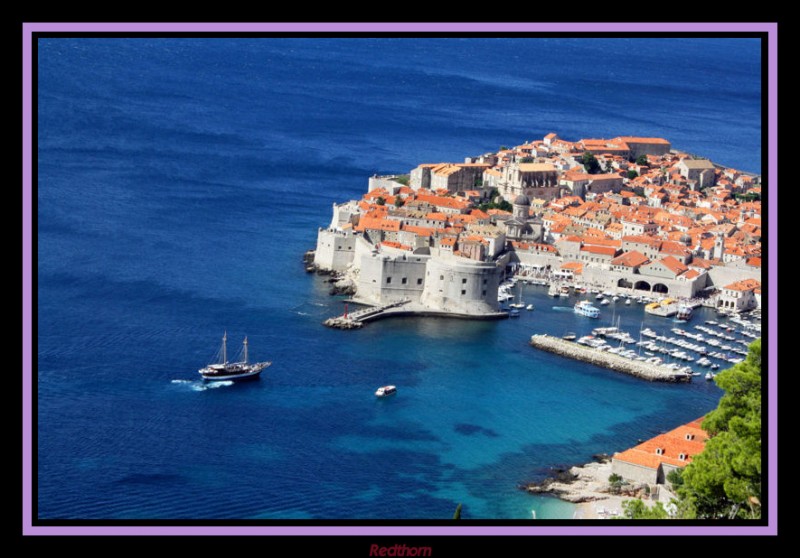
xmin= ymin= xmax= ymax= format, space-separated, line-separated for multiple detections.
xmin=222 ymin=331 xmax=227 ymax=364
xmin=243 ymin=336 xmax=248 ymax=364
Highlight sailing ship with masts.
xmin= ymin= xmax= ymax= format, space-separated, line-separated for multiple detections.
xmin=198 ymin=331 xmax=271 ymax=381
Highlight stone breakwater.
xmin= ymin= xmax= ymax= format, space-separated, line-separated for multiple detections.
xmin=529 ymin=334 xmax=691 ymax=382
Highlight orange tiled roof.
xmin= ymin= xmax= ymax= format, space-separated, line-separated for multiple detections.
xmin=560 ymin=261 xmax=584 ymax=272
xmin=611 ymin=250 xmax=649 ymax=267
xmin=659 ymin=256 xmax=689 ymax=276
xmin=684 ymin=269 xmax=702 ymax=280
xmin=379 ymin=241 xmax=413 ymax=251
xmin=581 ymin=245 xmax=618 ymax=256
xmin=356 ymin=217 xmax=401 ymax=233
xmin=724 ymin=278 xmax=761 ymax=292
xmin=614 ymin=417 xmax=708 ymax=470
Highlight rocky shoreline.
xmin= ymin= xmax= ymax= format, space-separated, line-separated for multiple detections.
xmin=303 ymin=250 xmax=357 ymax=296
xmin=523 ymin=457 xmax=654 ymax=518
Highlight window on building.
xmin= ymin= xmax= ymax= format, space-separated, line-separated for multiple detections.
xmin=386 ymin=277 xmax=392 ymax=284
xmin=685 ymin=433 xmax=695 ymax=441
xmin=679 ymin=453 xmax=687 ymax=461
xmin=655 ymin=448 xmax=664 ymax=455
xmin=461 ymin=289 xmax=466 ymax=295
xmin=440 ymin=275 xmax=444 ymax=281
xmin=417 ymin=278 xmax=423 ymax=285
xmin=401 ymin=277 xmax=407 ymax=284
xmin=482 ymin=289 xmax=487 ymax=296
xmin=462 ymin=278 xmax=467 ymax=284
xmin=483 ymin=279 xmax=487 ymax=285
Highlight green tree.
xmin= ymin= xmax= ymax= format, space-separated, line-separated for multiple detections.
xmin=617 ymin=499 xmax=670 ymax=519
xmin=627 ymin=170 xmax=639 ymax=180
xmin=636 ymin=155 xmax=649 ymax=166
xmin=393 ymin=174 xmax=410 ymax=186
xmin=394 ymin=197 xmax=405 ymax=208
xmin=375 ymin=197 xmax=386 ymax=206
xmin=608 ymin=473 xmax=625 ymax=495
xmin=678 ymin=339 xmax=762 ymax=519
xmin=582 ymin=151 xmax=601 ymax=174
xmin=499 ymin=145 xmax=509 ymax=151
xmin=453 ymin=503 xmax=462 ymax=520
xmin=666 ymin=468 xmax=684 ymax=488
xmin=520 ymin=156 xmax=534 ymax=163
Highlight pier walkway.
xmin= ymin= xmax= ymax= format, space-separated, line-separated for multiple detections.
xmin=324 ymin=299 xmax=412 ymax=329
xmin=530 ymin=334 xmax=691 ymax=383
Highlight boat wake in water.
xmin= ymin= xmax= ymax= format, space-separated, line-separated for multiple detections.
xmin=171 ymin=379 xmax=234 ymax=391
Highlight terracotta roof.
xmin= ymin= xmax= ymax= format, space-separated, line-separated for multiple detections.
xmin=613 ymin=417 xmax=708 ymax=470
xmin=659 ymin=256 xmax=689 ymax=276
xmin=379 ymin=241 xmax=413 ymax=251
xmin=611 ymin=250 xmax=650 ymax=267
xmin=615 ymin=136 xmax=671 ymax=145
xmin=425 ymin=212 xmax=448 ymax=221
xmin=518 ymin=162 xmax=556 ymax=173
xmin=402 ymin=225 xmax=436 ymax=237
xmin=724 ymin=278 xmax=761 ymax=292
xmin=356 ymin=217 xmax=401 ymax=232
xmin=560 ymin=261 xmax=584 ymax=272
xmin=581 ymin=245 xmax=617 ymax=256
xmin=583 ymin=237 xmax=621 ymax=248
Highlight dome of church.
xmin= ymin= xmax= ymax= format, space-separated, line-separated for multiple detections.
xmin=513 ymin=194 xmax=530 ymax=206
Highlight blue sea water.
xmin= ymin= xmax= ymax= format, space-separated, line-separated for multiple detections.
xmin=36 ymin=37 xmax=761 ymax=520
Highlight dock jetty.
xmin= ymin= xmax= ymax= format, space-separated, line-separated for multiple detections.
xmin=529 ymin=334 xmax=691 ymax=383
xmin=324 ymin=299 xmax=412 ymax=329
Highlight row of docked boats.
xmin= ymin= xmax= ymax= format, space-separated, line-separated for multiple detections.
xmin=574 ymin=334 xmax=695 ymax=375
xmin=639 ymin=327 xmax=746 ymax=364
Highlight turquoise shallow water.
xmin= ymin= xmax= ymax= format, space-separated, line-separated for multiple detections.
xmin=36 ymin=37 xmax=758 ymax=519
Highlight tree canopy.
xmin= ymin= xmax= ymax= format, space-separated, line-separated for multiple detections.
xmin=618 ymin=499 xmax=669 ymax=519
xmin=375 ymin=197 xmax=386 ymax=206
xmin=582 ymin=151 xmax=601 ymax=174
xmin=678 ymin=339 xmax=762 ymax=519
xmin=636 ymin=154 xmax=649 ymax=166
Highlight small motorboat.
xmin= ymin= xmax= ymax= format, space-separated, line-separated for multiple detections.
xmin=375 ymin=385 xmax=397 ymax=397
xmin=526 ymin=304 xmax=534 ymax=311
xmin=599 ymin=299 xmax=610 ymax=306
xmin=562 ymin=332 xmax=577 ymax=341
xmin=509 ymin=308 xmax=521 ymax=317
xmin=625 ymin=299 xmax=631 ymax=305
xmin=705 ymin=372 xmax=715 ymax=381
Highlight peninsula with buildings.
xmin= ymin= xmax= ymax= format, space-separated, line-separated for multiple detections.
xmin=310 ymin=133 xmax=762 ymax=326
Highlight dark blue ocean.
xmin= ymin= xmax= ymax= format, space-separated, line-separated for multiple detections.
xmin=37 ymin=38 xmax=761 ymax=520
